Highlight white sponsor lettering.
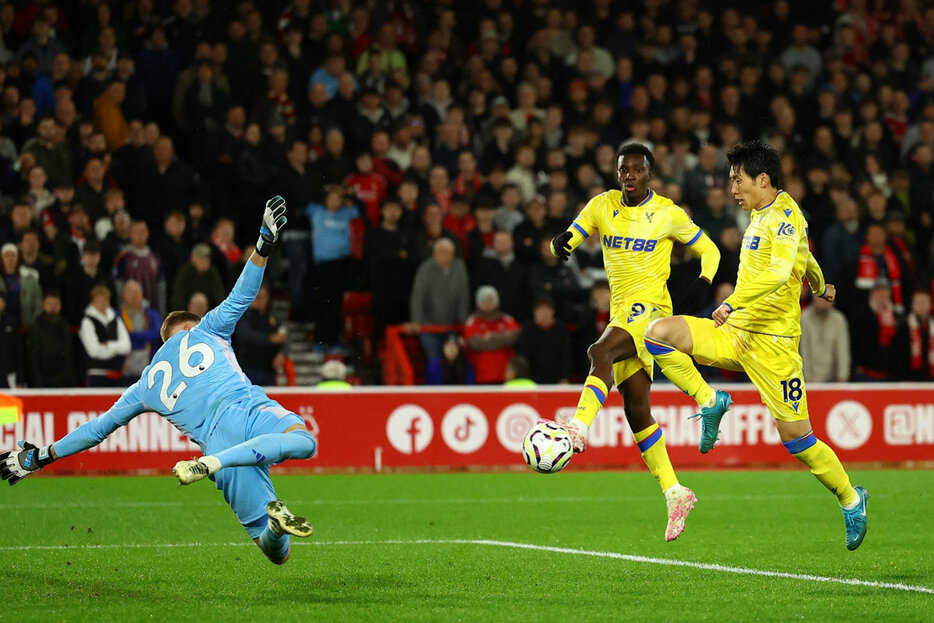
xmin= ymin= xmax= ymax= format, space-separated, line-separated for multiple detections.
xmin=441 ymin=404 xmax=488 ymax=454
xmin=885 ymin=404 xmax=934 ymax=445
xmin=0 ymin=413 xmax=54 ymax=450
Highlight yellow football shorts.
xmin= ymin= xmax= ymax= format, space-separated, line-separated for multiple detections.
xmin=683 ymin=316 xmax=809 ymax=422
xmin=609 ymin=301 xmax=666 ymax=386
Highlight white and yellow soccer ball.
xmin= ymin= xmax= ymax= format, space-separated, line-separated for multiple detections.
xmin=522 ymin=421 xmax=573 ymax=474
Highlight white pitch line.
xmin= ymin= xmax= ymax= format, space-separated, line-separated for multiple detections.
xmin=0 ymin=538 xmax=929 ymax=595
xmin=0 ymin=493 xmax=835 ymax=510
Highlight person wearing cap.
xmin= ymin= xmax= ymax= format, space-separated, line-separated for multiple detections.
xmin=0 ymin=242 xmax=41 ymax=330
xmin=462 ymin=285 xmax=520 ymax=384
xmin=317 ymin=359 xmax=352 ymax=389
xmin=170 ymin=243 xmax=227 ymax=311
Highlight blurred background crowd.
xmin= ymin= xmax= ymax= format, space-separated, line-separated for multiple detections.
xmin=0 ymin=0 xmax=933 ymax=388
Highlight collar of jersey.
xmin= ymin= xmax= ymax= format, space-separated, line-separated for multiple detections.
xmin=620 ymin=189 xmax=654 ymax=208
xmin=755 ymin=189 xmax=785 ymax=211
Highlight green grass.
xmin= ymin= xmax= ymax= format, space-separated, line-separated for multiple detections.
xmin=1 ymin=470 xmax=931 ymax=622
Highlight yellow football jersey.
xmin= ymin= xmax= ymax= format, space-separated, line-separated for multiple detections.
xmin=566 ymin=189 xmax=715 ymax=315
xmin=723 ymin=190 xmax=826 ymax=337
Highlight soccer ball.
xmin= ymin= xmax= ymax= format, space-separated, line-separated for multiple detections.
xmin=522 ymin=421 xmax=573 ymax=474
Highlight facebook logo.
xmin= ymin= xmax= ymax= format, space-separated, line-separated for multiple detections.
xmin=602 ymin=236 xmax=658 ymax=251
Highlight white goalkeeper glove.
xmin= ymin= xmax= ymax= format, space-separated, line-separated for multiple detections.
xmin=255 ymin=195 xmax=288 ymax=257
xmin=1 ymin=440 xmax=55 ymax=486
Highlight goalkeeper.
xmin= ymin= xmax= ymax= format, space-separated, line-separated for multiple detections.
xmin=550 ymin=143 xmax=720 ymax=542
xmin=1 ymin=196 xmax=317 ymax=565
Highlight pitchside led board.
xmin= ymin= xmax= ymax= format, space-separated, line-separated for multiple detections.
xmin=2 ymin=385 xmax=933 ymax=473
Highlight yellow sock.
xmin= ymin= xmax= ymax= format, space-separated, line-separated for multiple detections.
xmin=633 ymin=423 xmax=678 ymax=491
xmin=644 ymin=337 xmax=714 ymax=406
xmin=574 ymin=375 xmax=608 ymax=427
xmin=785 ymin=432 xmax=857 ymax=506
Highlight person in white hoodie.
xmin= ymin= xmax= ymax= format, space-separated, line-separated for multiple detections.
xmin=79 ymin=284 xmax=131 ymax=387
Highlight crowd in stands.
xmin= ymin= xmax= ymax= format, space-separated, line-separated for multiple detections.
xmin=1 ymin=0 xmax=934 ymax=389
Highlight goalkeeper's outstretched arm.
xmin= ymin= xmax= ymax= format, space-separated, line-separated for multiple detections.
xmin=1 ymin=382 xmax=147 ymax=485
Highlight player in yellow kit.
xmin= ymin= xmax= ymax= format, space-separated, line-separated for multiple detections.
xmin=644 ymin=141 xmax=869 ymax=550
xmin=549 ymin=143 xmax=720 ymax=541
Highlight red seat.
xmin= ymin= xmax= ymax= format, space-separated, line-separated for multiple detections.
xmin=342 ymin=291 xmax=375 ymax=363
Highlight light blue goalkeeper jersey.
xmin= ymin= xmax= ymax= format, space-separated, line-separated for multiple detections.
xmin=55 ymin=260 xmax=275 ymax=456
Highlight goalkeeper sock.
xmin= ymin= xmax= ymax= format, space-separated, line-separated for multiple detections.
xmin=258 ymin=523 xmax=290 ymax=561
xmin=633 ymin=423 xmax=678 ymax=491
xmin=574 ymin=376 xmax=608 ymax=427
xmin=784 ymin=431 xmax=858 ymax=506
xmin=212 ymin=431 xmax=317 ymax=469
xmin=644 ymin=338 xmax=714 ymax=406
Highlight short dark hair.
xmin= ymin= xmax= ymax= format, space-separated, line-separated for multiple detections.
xmin=160 ymin=310 xmax=202 ymax=343
xmin=727 ymin=140 xmax=783 ymax=189
xmin=616 ymin=142 xmax=655 ymax=172
xmin=508 ymin=356 xmax=531 ymax=379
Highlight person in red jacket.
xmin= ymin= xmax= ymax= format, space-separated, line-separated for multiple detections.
xmin=344 ymin=151 xmax=387 ymax=226
xmin=462 ymin=285 xmax=520 ymax=384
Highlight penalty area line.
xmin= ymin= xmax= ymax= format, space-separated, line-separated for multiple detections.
xmin=0 ymin=538 xmax=929 ymax=595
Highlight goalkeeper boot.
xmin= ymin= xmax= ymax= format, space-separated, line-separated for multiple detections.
xmin=688 ymin=390 xmax=732 ymax=453
xmin=664 ymin=484 xmax=697 ymax=542
xmin=172 ymin=456 xmax=220 ymax=485
xmin=267 ymin=500 xmax=313 ymax=537
xmin=554 ymin=413 xmax=589 ymax=453
xmin=842 ymin=486 xmax=869 ymax=551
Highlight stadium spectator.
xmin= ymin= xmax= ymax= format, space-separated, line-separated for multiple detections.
xmin=821 ymin=199 xmax=862 ymax=313
xmin=409 ymin=237 xmax=470 ymax=361
xmin=425 ymin=334 xmax=475 ymax=385
xmin=234 ymin=283 xmax=286 ymax=387
xmin=65 ymin=239 xmax=115 ymax=326
xmin=152 ymin=210 xmax=189 ymax=301
xmin=0 ymin=242 xmax=41 ymax=330
xmin=26 ymin=289 xmax=75 ymax=388
xmin=0 ymin=291 xmax=24 ymax=388
xmin=17 ymin=229 xmax=53 ymax=290
xmin=171 ymin=243 xmax=226 ymax=312
xmin=517 ymin=296 xmax=571 ymax=384
xmin=851 ymin=280 xmax=906 ymax=381
xmin=364 ymin=198 xmax=414 ymax=337
xmin=471 ymin=229 xmax=529 ymax=323
xmin=187 ymin=291 xmax=210 ymax=317
xmin=462 ymin=285 xmax=520 ymax=384
xmin=114 ymin=220 xmax=162 ymax=310
xmin=856 ymin=222 xmax=904 ymax=312
xmin=801 ymin=296 xmax=851 ymax=383
xmin=118 ymin=279 xmax=162 ymax=383
xmin=79 ymin=284 xmax=131 ymax=387
xmin=306 ymin=187 xmax=360 ymax=353
xmin=503 ymin=356 xmax=536 ymax=387
xmin=905 ymin=290 xmax=934 ymax=382
xmin=318 ymin=359 xmax=353 ymax=389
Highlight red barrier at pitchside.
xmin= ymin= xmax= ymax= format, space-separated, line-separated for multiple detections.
xmin=3 ymin=385 xmax=934 ymax=474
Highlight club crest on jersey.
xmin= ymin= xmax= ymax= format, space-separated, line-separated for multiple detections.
xmin=645 ymin=211 xmax=654 ymax=223
xmin=777 ymin=222 xmax=796 ymax=237
xmin=627 ymin=303 xmax=645 ymax=323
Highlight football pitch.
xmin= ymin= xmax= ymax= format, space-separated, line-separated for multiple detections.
xmin=1 ymin=470 xmax=931 ymax=622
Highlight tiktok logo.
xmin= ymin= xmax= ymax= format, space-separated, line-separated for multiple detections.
xmin=386 ymin=405 xmax=434 ymax=454
xmin=441 ymin=405 xmax=489 ymax=454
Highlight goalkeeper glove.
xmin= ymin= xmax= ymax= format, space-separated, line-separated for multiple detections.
xmin=255 ymin=195 xmax=288 ymax=257
xmin=551 ymin=231 xmax=573 ymax=262
xmin=1 ymin=441 xmax=55 ymax=486
xmin=675 ymin=278 xmax=711 ymax=315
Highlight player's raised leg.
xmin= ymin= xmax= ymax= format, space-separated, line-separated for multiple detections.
xmin=619 ymin=370 xmax=695 ymax=541
xmin=644 ymin=316 xmax=732 ymax=452
xmin=559 ymin=326 xmax=637 ymax=452
xmin=173 ymin=425 xmax=317 ymax=484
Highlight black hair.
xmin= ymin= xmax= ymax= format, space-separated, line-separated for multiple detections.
xmin=616 ymin=142 xmax=655 ymax=172
xmin=508 ymin=356 xmax=531 ymax=379
xmin=727 ymin=140 xmax=783 ymax=189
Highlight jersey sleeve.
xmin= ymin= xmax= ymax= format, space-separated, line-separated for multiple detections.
xmin=52 ymin=380 xmax=148 ymax=458
xmin=805 ymin=252 xmax=827 ymax=297
xmin=562 ymin=196 xmax=600 ymax=252
xmin=670 ymin=207 xmax=720 ymax=281
xmin=198 ymin=259 xmax=265 ymax=339
xmin=669 ymin=206 xmax=704 ymax=246
xmin=723 ymin=214 xmax=800 ymax=312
